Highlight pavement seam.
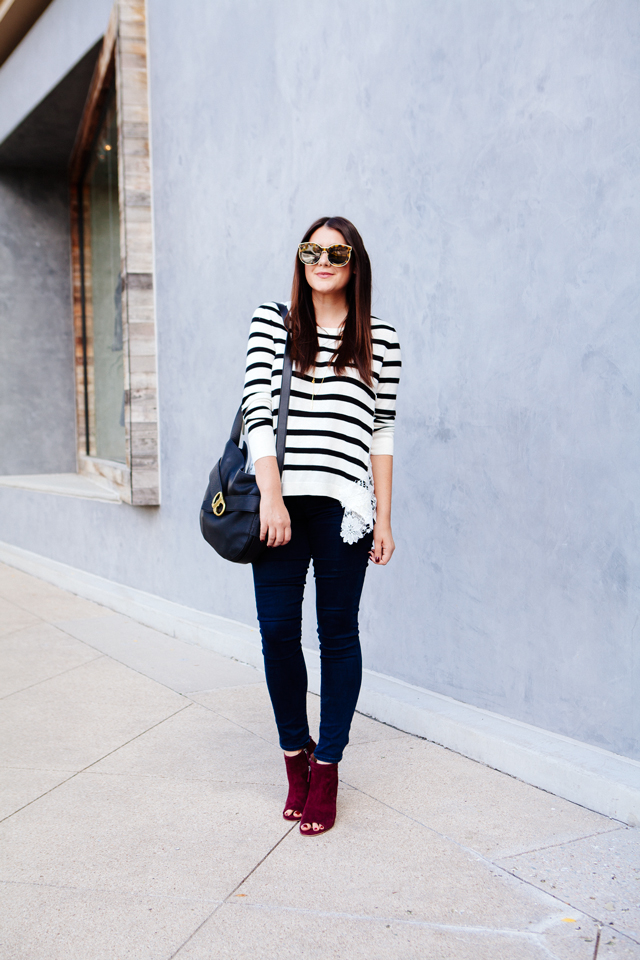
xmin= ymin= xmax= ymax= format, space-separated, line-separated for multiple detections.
xmin=495 ymin=863 xmax=640 ymax=948
xmin=0 ymin=577 xmax=265 ymax=702
xmin=0 ymin=765 xmax=77 ymax=772
xmin=82 ymin=773 xmax=285 ymax=790
xmin=0 ymin=878 xmax=222 ymax=903
xmin=0 ymin=620 xmax=45 ymax=640
xmin=183 ymin=697 xmax=280 ymax=749
xmin=0 ymin=653 xmax=105 ymax=702
xmin=497 ymin=825 xmax=629 ymax=861
xmin=338 ymin=780 xmax=640 ymax=947
xmin=182 ymin=681 xmax=265 ymax=696
xmin=0 ymin=702 xmax=192 ymax=825
xmin=185 ymin=693 xmax=408 ymax=750
xmin=48 ymin=619 xmax=264 ymax=704
xmin=78 ymin=770 xmax=282 ymax=784
xmin=48 ymin=621 xmax=221 ymax=702
xmin=0 ymin=587 xmax=109 ymax=623
xmin=344 ymin=732 xmax=412 ymax=745
xmin=214 ymin=900 xmax=566 ymax=940
xmin=167 ymin=824 xmax=297 ymax=959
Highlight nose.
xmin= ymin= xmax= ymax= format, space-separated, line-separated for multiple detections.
xmin=317 ymin=251 xmax=331 ymax=267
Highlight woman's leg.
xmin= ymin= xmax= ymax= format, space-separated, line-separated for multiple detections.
xmin=251 ymin=498 xmax=312 ymax=751
xmin=307 ymin=497 xmax=373 ymax=764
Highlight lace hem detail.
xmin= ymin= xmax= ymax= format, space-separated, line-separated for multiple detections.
xmin=340 ymin=476 xmax=377 ymax=544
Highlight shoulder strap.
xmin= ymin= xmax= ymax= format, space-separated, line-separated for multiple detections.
xmin=231 ymin=302 xmax=291 ymax=477
xmin=274 ymin=302 xmax=292 ymax=476
xmin=230 ymin=405 xmax=244 ymax=446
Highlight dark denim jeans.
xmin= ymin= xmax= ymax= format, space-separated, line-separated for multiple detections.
xmin=252 ymin=496 xmax=373 ymax=763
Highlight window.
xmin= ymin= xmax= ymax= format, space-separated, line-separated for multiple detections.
xmin=79 ymin=85 xmax=126 ymax=463
xmin=70 ymin=0 xmax=159 ymax=505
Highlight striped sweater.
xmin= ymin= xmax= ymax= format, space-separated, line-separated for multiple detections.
xmin=242 ymin=302 xmax=401 ymax=541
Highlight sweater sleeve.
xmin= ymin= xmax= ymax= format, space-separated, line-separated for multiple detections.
xmin=241 ymin=307 xmax=278 ymax=462
xmin=370 ymin=325 xmax=401 ymax=456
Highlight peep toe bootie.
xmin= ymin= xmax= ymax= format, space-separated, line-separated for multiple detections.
xmin=283 ymin=738 xmax=317 ymax=822
xmin=300 ymin=755 xmax=339 ymax=836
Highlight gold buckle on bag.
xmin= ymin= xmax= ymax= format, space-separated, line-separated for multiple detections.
xmin=212 ymin=491 xmax=225 ymax=516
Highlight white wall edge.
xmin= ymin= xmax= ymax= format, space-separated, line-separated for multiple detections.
xmin=1 ymin=538 xmax=638 ymax=826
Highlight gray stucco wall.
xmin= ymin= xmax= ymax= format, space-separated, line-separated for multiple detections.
xmin=0 ymin=171 xmax=77 ymax=474
xmin=0 ymin=0 xmax=638 ymax=758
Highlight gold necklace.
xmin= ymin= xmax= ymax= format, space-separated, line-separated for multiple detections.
xmin=311 ymin=324 xmax=338 ymax=408
xmin=310 ymin=372 xmax=326 ymax=410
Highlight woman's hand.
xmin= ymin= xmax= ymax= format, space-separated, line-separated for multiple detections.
xmin=369 ymin=521 xmax=395 ymax=565
xmin=260 ymin=494 xmax=291 ymax=547
xmin=370 ymin=455 xmax=394 ymax=565
xmin=254 ymin=456 xmax=291 ymax=547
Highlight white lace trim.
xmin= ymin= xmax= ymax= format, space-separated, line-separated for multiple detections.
xmin=340 ymin=475 xmax=377 ymax=544
xmin=278 ymin=468 xmax=377 ymax=545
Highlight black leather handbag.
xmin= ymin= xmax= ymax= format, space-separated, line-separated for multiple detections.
xmin=200 ymin=304 xmax=292 ymax=564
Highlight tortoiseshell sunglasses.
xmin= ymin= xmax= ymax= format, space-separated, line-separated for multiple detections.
xmin=298 ymin=242 xmax=353 ymax=267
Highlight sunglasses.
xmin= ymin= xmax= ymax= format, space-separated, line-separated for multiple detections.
xmin=298 ymin=242 xmax=352 ymax=267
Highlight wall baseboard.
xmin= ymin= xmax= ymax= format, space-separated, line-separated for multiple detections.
xmin=1 ymin=538 xmax=638 ymax=825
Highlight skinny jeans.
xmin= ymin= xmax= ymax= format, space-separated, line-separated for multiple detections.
xmin=252 ymin=495 xmax=372 ymax=763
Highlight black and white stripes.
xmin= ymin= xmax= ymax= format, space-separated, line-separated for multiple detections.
xmin=242 ymin=302 xmax=401 ymax=521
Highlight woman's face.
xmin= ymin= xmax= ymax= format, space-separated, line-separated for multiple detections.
xmin=304 ymin=225 xmax=353 ymax=297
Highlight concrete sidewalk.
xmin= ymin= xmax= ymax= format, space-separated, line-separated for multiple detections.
xmin=0 ymin=561 xmax=638 ymax=960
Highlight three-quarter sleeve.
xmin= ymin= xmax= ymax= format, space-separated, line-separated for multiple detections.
xmin=370 ymin=324 xmax=401 ymax=456
xmin=241 ymin=309 xmax=278 ymax=462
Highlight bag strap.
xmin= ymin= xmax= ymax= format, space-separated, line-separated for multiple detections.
xmin=231 ymin=303 xmax=292 ymax=477
xmin=274 ymin=302 xmax=292 ymax=476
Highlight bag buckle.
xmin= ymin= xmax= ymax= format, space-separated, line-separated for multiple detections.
xmin=212 ymin=491 xmax=226 ymax=516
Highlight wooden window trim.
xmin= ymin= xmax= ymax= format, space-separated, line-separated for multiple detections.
xmin=69 ymin=0 xmax=159 ymax=506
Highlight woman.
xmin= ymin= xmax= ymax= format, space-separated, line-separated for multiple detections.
xmin=242 ymin=216 xmax=401 ymax=835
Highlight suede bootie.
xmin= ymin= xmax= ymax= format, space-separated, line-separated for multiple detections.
xmin=283 ymin=738 xmax=317 ymax=822
xmin=299 ymin=754 xmax=338 ymax=836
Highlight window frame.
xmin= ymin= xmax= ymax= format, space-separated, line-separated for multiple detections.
xmin=69 ymin=0 xmax=159 ymax=506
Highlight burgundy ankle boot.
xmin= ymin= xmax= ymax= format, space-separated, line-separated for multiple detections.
xmin=299 ymin=754 xmax=338 ymax=836
xmin=283 ymin=738 xmax=317 ymax=822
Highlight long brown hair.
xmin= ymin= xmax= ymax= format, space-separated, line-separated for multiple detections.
xmin=288 ymin=216 xmax=373 ymax=386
